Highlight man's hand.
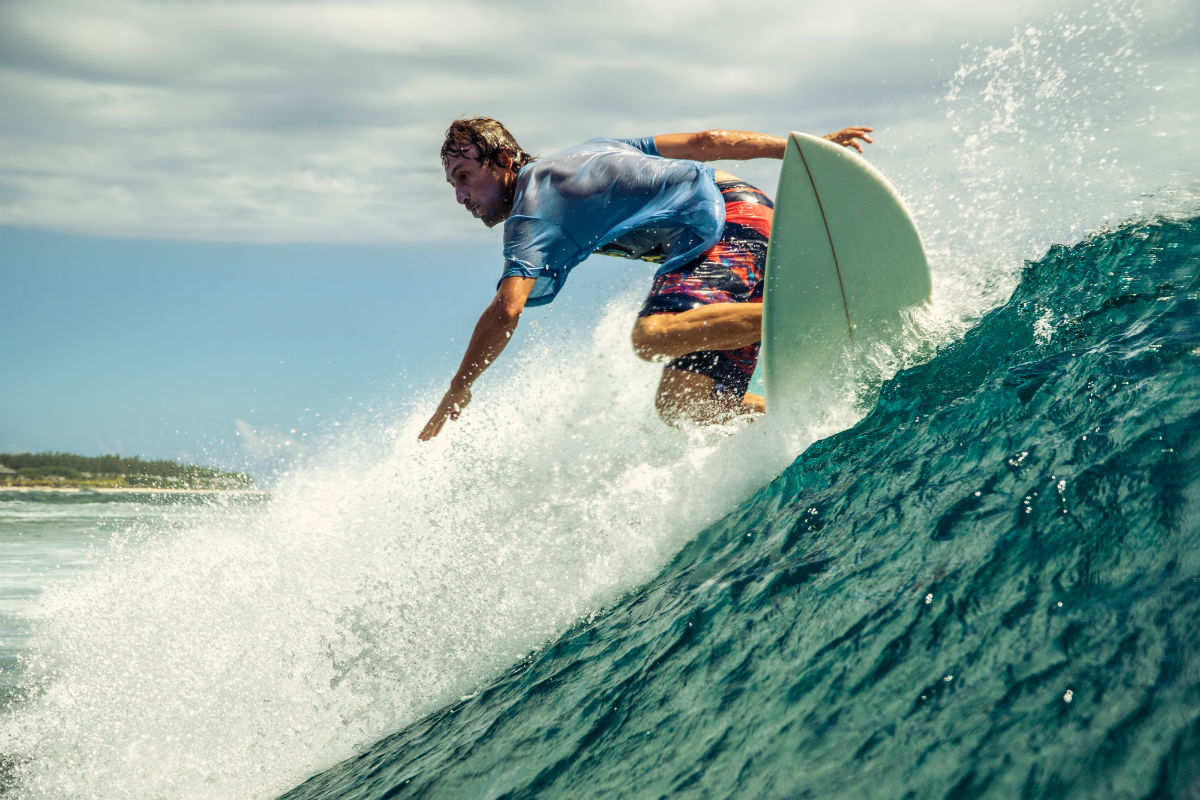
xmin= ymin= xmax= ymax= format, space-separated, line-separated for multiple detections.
xmin=415 ymin=277 xmax=535 ymax=443
xmin=419 ymin=385 xmax=472 ymax=441
xmin=823 ymin=126 xmax=874 ymax=153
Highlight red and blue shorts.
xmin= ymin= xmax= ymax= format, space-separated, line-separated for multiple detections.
xmin=638 ymin=180 xmax=774 ymax=398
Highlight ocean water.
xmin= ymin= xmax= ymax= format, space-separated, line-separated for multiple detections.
xmin=2 ymin=6 xmax=1199 ymax=799
xmin=4 ymin=215 xmax=1196 ymax=800
xmin=277 ymin=214 xmax=1200 ymax=800
xmin=0 ymin=492 xmax=268 ymax=706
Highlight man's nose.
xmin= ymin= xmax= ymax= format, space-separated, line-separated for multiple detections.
xmin=455 ymin=186 xmax=470 ymax=205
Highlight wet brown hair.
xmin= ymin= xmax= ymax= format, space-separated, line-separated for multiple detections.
xmin=440 ymin=118 xmax=536 ymax=170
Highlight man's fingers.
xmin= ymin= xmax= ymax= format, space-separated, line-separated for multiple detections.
xmin=418 ymin=388 xmax=471 ymax=441
xmin=826 ymin=127 xmax=874 ymax=153
xmin=418 ymin=416 xmax=443 ymax=441
xmin=418 ymin=407 xmax=450 ymax=441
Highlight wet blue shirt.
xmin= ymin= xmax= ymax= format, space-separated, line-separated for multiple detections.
xmin=501 ymin=137 xmax=725 ymax=307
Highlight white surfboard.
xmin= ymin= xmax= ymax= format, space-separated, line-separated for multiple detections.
xmin=761 ymin=131 xmax=931 ymax=418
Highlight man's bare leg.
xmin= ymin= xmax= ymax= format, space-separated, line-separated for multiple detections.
xmin=655 ymin=368 xmax=764 ymax=428
xmin=631 ymin=303 xmax=762 ymax=361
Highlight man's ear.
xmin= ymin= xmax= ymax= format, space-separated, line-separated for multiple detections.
xmin=496 ymin=149 xmax=514 ymax=169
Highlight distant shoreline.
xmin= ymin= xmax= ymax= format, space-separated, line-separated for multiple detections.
xmin=0 ymin=452 xmax=256 ymax=493
xmin=0 ymin=486 xmax=268 ymax=496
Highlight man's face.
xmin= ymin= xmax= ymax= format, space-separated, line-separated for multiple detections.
xmin=444 ymin=145 xmax=516 ymax=228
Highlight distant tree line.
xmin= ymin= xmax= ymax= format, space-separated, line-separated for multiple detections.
xmin=0 ymin=452 xmax=254 ymax=489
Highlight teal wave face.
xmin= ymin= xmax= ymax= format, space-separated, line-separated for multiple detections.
xmin=282 ymin=217 xmax=1200 ymax=799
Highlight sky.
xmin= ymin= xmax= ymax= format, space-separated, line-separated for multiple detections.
xmin=1 ymin=0 xmax=1196 ymax=476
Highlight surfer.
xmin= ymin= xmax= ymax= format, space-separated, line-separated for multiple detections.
xmin=419 ymin=118 xmax=873 ymax=440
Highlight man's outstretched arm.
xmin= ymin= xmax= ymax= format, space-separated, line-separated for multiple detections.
xmin=653 ymin=127 xmax=874 ymax=160
xmin=418 ymin=275 xmax=536 ymax=441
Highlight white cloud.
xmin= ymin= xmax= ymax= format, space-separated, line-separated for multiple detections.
xmin=0 ymin=0 xmax=1194 ymax=243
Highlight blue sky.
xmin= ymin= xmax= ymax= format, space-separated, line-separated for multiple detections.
xmin=1 ymin=0 xmax=1195 ymax=474
xmin=1 ymin=224 xmax=647 ymax=471
xmin=3 ymin=229 xmax=484 ymax=457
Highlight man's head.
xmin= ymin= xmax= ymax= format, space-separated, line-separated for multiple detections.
xmin=441 ymin=118 xmax=534 ymax=228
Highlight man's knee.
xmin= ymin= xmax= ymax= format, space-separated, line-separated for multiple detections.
xmin=654 ymin=367 xmax=762 ymax=428
xmin=631 ymin=316 xmax=669 ymax=362
xmin=655 ymin=382 xmax=702 ymax=428
xmin=654 ymin=368 xmax=719 ymax=427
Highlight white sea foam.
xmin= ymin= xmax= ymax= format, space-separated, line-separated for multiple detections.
xmin=887 ymin=0 xmax=1198 ymax=349
xmin=0 ymin=298 xmax=815 ymax=800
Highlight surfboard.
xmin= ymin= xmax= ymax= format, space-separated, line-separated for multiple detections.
xmin=761 ymin=131 xmax=932 ymax=418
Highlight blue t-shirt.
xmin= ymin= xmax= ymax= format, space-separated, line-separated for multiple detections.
xmin=500 ymin=137 xmax=726 ymax=307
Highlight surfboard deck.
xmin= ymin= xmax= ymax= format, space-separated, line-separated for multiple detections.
xmin=761 ymin=131 xmax=931 ymax=418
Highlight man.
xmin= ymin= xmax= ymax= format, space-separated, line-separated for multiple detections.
xmin=419 ymin=119 xmax=873 ymax=441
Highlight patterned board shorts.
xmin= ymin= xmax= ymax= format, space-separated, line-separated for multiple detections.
xmin=638 ymin=180 xmax=774 ymax=398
